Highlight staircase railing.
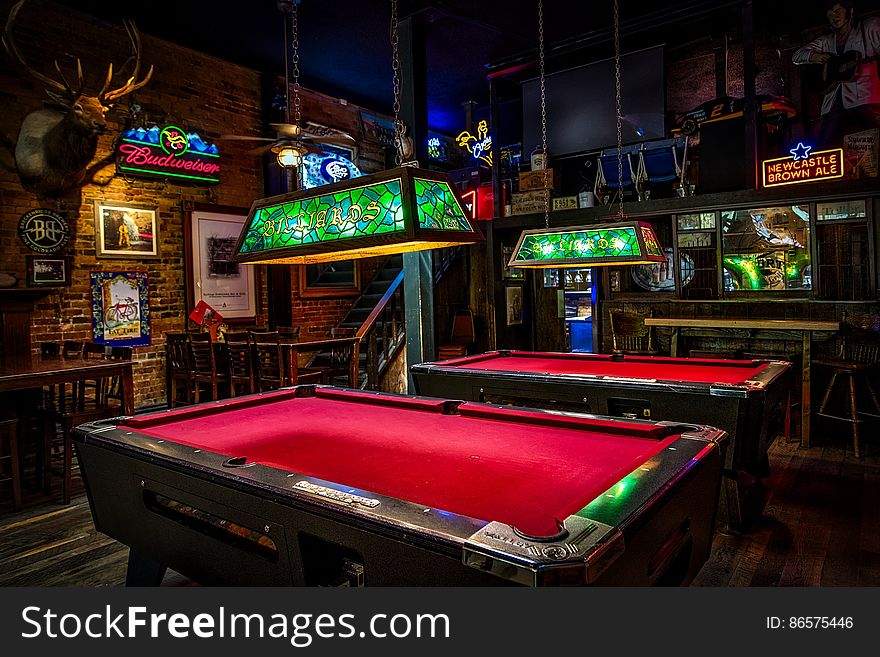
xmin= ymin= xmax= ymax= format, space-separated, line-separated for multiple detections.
xmin=356 ymin=269 xmax=405 ymax=389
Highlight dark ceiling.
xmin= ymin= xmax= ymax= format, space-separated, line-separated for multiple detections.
xmin=42 ymin=0 xmax=833 ymax=134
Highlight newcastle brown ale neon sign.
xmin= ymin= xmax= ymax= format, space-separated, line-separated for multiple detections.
xmin=116 ymin=125 xmax=221 ymax=184
xmin=762 ymin=143 xmax=843 ymax=188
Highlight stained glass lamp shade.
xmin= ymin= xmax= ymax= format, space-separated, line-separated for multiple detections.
xmin=233 ymin=166 xmax=483 ymax=265
xmin=507 ymin=221 xmax=666 ymax=268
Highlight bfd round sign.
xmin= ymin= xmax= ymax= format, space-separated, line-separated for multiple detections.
xmin=18 ymin=208 xmax=70 ymax=253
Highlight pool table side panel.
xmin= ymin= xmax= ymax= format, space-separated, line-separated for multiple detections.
xmin=75 ymin=441 xmax=506 ymax=586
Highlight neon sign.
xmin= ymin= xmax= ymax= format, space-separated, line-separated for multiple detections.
xmin=427 ymin=137 xmax=446 ymax=161
xmin=301 ymin=151 xmax=362 ymax=189
xmin=762 ymin=145 xmax=843 ymax=188
xmin=456 ymin=120 xmax=493 ymax=166
xmin=116 ymin=125 xmax=220 ymax=183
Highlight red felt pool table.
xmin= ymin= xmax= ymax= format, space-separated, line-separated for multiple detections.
xmin=411 ymin=351 xmax=791 ymax=527
xmin=73 ymin=386 xmax=726 ymax=587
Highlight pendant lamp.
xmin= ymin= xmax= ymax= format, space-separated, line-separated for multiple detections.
xmin=507 ymin=0 xmax=664 ymax=270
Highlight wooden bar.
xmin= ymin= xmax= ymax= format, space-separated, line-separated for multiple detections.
xmin=644 ymin=317 xmax=842 ymax=448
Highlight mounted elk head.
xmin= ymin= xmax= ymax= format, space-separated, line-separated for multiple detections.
xmin=2 ymin=0 xmax=153 ymax=197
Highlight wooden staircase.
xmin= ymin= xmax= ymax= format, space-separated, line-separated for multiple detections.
xmin=311 ymin=255 xmax=405 ymax=388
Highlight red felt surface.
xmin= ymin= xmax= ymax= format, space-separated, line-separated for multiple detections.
xmin=444 ymin=351 xmax=769 ymax=385
xmin=119 ymin=391 xmax=676 ymax=537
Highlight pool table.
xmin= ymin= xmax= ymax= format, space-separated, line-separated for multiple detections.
xmin=411 ymin=351 xmax=791 ymax=527
xmin=72 ymin=385 xmax=726 ymax=587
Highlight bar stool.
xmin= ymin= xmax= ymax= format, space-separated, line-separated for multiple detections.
xmin=814 ymin=343 xmax=880 ymax=458
xmin=0 ymin=418 xmax=21 ymax=511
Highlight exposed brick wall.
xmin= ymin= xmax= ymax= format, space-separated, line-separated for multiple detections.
xmin=0 ymin=1 xmax=395 ymax=407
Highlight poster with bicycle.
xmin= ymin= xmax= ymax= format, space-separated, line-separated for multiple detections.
xmin=90 ymin=271 xmax=150 ymax=347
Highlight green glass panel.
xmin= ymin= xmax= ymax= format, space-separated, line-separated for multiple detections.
xmin=238 ymin=179 xmax=404 ymax=254
xmin=413 ymin=178 xmax=471 ymax=231
xmin=512 ymin=227 xmax=642 ymax=263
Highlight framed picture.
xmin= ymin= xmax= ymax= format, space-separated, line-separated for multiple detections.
xmin=505 ymin=285 xmax=523 ymax=326
xmin=94 ymin=201 xmax=159 ymax=258
xmin=90 ymin=271 xmax=150 ymax=347
xmin=26 ymin=255 xmax=71 ymax=287
xmin=501 ymin=244 xmax=525 ymax=280
xmin=185 ymin=204 xmax=257 ymax=321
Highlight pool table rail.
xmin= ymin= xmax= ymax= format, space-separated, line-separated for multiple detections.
xmin=73 ymin=385 xmax=727 ymax=586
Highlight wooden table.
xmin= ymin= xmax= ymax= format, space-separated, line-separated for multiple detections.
xmin=281 ymin=336 xmax=361 ymax=388
xmin=0 ymin=358 xmax=136 ymax=416
xmin=643 ymin=317 xmax=841 ymax=448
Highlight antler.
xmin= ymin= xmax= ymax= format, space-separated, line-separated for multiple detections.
xmin=100 ymin=20 xmax=154 ymax=103
xmin=3 ymin=0 xmax=76 ymax=99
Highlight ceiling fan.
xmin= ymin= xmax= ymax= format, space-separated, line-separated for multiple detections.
xmin=217 ymin=0 xmax=355 ymax=166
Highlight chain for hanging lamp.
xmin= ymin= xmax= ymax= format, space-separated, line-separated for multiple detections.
xmin=538 ymin=0 xmax=549 ymax=230
xmin=290 ymin=0 xmax=302 ymax=130
xmin=231 ymin=0 xmax=482 ymax=266
xmin=390 ymin=0 xmax=409 ymax=164
xmin=613 ymin=0 xmax=626 ymax=219
xmin=505 ymin=0 xmax=664 ymax=270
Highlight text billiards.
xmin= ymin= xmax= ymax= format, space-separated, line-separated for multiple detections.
xmin=412 ymin=351 xmax=790 ymax=526
xmin=73 ymin=386 xmax=726 ymax=586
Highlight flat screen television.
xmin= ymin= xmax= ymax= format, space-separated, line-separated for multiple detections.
xmin=522 ymin=45 xmax=666 ymax=158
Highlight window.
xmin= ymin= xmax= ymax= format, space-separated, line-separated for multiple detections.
xmin=721 ymin=206 xmax=811 ymax=293
xmin=676 ymin=213 xmax=717 ymax=300
xmin=299 ymin=261 xmax=361 ymax=298
xmin=815 ymin=200 xmax=872 ymax=300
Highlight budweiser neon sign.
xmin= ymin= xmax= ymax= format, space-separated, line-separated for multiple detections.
xmin=762 ymin=144 xmax=843 ymax=188
xmin=116 ymin=125 xmax=220 ymax=183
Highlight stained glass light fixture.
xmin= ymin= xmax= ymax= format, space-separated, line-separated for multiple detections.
xmin=507 ymin=220 xmax=664 ymax=268
xmin=233 ymin=166 xmax=482 ymax=265
xmin=509 ymin=0 xmax=664 ymax=271
xmin=234 ymin=0 xmax=482 ymax=265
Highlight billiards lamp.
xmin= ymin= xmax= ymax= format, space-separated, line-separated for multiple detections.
xmin=233 ymin=0 xmax=482 ymax=266
xmin=507 ymin=0 xmax=665 ymax=270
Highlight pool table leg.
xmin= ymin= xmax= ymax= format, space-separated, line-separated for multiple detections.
xmin=126 ymin=549 xmax=167 ymax=587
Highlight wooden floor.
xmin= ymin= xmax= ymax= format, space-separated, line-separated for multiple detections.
xmin=1 ymin=426 xmax=879 ymax=586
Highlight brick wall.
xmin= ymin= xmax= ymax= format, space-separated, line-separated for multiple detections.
xmin=0 ymin=1 xmax=395 ymax=408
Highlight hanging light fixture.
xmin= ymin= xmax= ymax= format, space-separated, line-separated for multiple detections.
xmin=233 ymin=0 xmax=482 ymax=266
xmin=507 ymin=0 xmax=664 ymax=269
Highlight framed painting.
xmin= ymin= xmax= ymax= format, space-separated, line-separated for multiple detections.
xmin=505 ymin=285 xmax=523 ymax=326
xmin=185 ymin=204 xmax=257 ymax=322
xmin=26 ymin=255 xmax=71 ymax=287
xmin=90 ymin=271 xmax=150 ymax=347
xmin=94 ymin=201 xmax=159 ymax=258
xmin=501 ymin=244 xmax=525 ymax=280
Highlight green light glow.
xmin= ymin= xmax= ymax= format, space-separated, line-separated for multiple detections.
xmin=413 ymin=178 xmax=472 ymax=231
xmin=577 ymin=471 xmax=642 ymax=518
xmin=239 ymin=179 xmax=405 ymax=254
xmin=514 ymin=227 xmax=641 ymax=263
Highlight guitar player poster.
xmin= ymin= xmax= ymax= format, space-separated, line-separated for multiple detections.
xmin=791 ymin=1 xmax=880 ymax=154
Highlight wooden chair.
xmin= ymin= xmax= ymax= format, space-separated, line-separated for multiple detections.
xmin=166 ymin=333 xmax=194 ymax=408
xmin=252 ymin=331 xmax=322 ymax=391
xmin=608 ymin=311 xmax=659 ymax=355
xmin=276 ymin=325 xmax=301 ymax=341
xmin=813 ymin=317 xmax=880 ymax=458
xmin=62 ymin=340 xmax=83 ymax=358
xmin=225 ymin=332 xmax=256 ymax=397
xmin=188 ymin=333 xmax=228 ymax=402
xmin=40 ymin=342 xmax=60 ymax=359
xmin=437 ymin=309 xmax=475 ymax=360
xmin=41 ymin=343 xmax=129 ymax=504
xmin=324 ymin=327 xmax=359 ymax=386
xmin=0 ymin=418 xmax=21 ymax=511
